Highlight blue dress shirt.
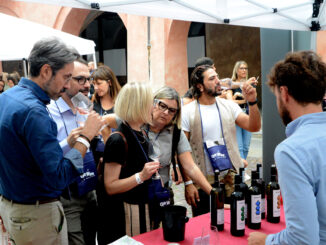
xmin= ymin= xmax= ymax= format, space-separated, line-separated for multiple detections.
xmin=0 ymin=78 xmax=84 ymax=203
xmin=47 ymin=97 xmax=87 ymax=155
xmin=266 ymin=112 xmax=326 ymax=244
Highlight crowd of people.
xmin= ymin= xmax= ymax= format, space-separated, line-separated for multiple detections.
xmin=0 ymin=71 xmax=21 ymax=93
xmin=0 ymin=37 xmax=325 ymax=245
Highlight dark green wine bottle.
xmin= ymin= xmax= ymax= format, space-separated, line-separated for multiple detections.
xmin=230 ymin=175 xmax=245 ymax=236
xmin=266 ymin=165 xmax=281 ymax=223
xmin=210 ymin=170 xmax=224 ymax=231
xmin=247 ymin=171 xmax=261 ymax=229
xmin=239 ymin=167 xmax=248 ymax=224
xmin=256 ymin=163 xmax=265 ymax=219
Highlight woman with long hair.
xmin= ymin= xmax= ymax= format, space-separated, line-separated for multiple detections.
xmin=91 ymin=65 xmax=121 ymax=115
xmin=91 ymin=65 xmax=121 ymax=165
xmin=230 ymin=61 xmax=253 ymax=159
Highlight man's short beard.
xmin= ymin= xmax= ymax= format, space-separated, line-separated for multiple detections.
xmin=204 ymin=86 xmax=221 ymax=97
xmin=279 ymin=99 xmax=292 ymax=126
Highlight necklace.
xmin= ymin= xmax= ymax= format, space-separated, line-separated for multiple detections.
xmin=134 ymin=130 xmax=146 ymax=144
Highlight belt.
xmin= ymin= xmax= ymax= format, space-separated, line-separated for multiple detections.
xmin=1 ymin=195 xmax=59 ymax=205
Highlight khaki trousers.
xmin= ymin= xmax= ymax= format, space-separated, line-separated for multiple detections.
xmin=0 ymin=197 xmax=68 ymax=245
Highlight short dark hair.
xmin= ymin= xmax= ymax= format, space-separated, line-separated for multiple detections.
xmin=195 ymin=57 xmax=214 ymax=68
xmin=28 ymin=37 xmax=79 ymax=77
xmin=190 ymin=65 xmax=212 ymax=99
xmin=268 ymin=50 xmax=326 ymax=105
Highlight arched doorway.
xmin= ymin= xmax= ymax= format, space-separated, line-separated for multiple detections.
xmin=187 ymin=22 xmax=206 ymax=87
xmin=81 ymin=12 xmax=127 ymax=86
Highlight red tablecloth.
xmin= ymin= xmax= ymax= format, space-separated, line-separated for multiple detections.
xmin=134 ymin=207 xmax=285 ymax=245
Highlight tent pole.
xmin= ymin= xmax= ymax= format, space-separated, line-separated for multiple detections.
xmin=317 ymin=2 xmax=326 ymax=23
xmin=101 ymin=0 xmax=161 ymax=8
xmin=23 ymin=58 xmax=28 ymax=77
xmin=75 ymin=0 xmax=161 ymax=8
xmin=246 ymin=0 xmax=310 ymax=28
xmin=92 ymin=53 xmax=97 ymax=69
xmin=173 ymin=0 xmax=223 ymax=21
xmin=310 ymin=32 xmax=317 ymax=51
xmin=231 ymin=10 xmax=272 ymax=22
xmin=291 ymin=30 xmax=294 ymax=52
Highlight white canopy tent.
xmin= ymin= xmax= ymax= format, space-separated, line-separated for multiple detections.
xmin=14 ymin=0 xmax=326 ymax=31
xmin=0 ymin=13 xmax=96 ymax=62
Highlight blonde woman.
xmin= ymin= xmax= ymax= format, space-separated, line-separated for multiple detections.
xmin=230 ymin=61 xmax=256 ymax=159
xmin=97 ymin=82 xmax=160 ymax=244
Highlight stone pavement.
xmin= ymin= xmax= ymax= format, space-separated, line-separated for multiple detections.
xmin=172 ymin=130 xmax=263 ymax=218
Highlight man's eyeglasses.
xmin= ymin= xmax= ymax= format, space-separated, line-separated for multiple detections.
xmin=72 ymin=76 xmax=92 ymax=85
xmin=154 ymin=99 xmax=178 ymax=115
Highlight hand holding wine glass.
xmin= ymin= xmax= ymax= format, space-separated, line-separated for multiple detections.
xmin=148 ymin=140 xmax=162 ymax=179
xmin=71 ymin=92 xmax=93 ymax=126
xmin=71 ymin=92 xmax=93 ymax=115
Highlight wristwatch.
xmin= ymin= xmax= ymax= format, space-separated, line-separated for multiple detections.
xmin=248 ymin=99 xmax=258 ymax=106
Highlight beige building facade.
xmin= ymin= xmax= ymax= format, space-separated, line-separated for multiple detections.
xmin=1 ymin=0 xmax=326 ymax=95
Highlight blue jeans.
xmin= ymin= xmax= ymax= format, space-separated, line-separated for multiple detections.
xmin=236 ymin=125 xmax=252 ymax=159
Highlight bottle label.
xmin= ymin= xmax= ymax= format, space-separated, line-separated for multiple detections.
xmin=245 ymin=203 xmax=247 ymax=219
xmin=217 ymin=208 xmax=224 ymax=225
xmin=261 ymin=198 xmax=265 ymax=213
xmin=251 ymin=195 xmax=261 ymax=223
xmin=273 ymin=189 xmax=281 ymax=217
xmin=237 ymin=200 xmax=245 ymax=230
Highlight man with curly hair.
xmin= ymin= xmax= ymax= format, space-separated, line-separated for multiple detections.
xmin=248 ymin=50 xmax=326 ymax=244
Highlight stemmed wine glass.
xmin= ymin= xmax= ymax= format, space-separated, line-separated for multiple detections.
xmin=148 ymin=140 xmax=162 ymax=181
xmin=71 ymin=92 xmax=93 ymax=126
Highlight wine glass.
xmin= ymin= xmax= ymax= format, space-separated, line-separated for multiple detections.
xmin=220 ymin=78 xmax=232 ymax=90
xmin=71 ymin=92 xmax=93 ymax=126
xmin=71 ymin=92 xmax=93 ymax=115
xmin=239 ymin=78 xmax=246 ymax=91
xmin=197 ymin=226 xmax=220 ymax=245
xmin=148 ymin=140 xmax=161 ymax=180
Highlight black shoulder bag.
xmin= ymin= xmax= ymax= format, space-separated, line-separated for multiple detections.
xmin=171 ymin=126 xmax=181 ymax=182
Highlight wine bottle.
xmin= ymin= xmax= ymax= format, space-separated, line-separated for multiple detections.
xmin=247 ymin=171 xmax=261 ymax=229
xmin=239 ymin=167 xmax=248 ymax=224
xmin=212 ymin=168 xmax=220 ymax=188
xmin=230 ymin=175 xmax=245 ymax=236
xmin=210 ymin=170 xmax=224 ymax=231
xmin=266 ymin=165 xmax=281 ymax=223
xmin=256 ymin=164 xmax=265 ymax=219
xmin=210 ymin=187 xmax=218 ymax=230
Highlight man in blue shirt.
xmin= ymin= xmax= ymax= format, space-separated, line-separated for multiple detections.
xmin=0 ymin=38 xmax=105 ymax=245
xmin=47 ymin=57 xmax=97 ymax=245
xmin=248 ymin=51 xmax=326 ymax=244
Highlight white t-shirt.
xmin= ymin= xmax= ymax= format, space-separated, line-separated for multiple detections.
xmin=182 ymin=99 xmax=242 ymax=175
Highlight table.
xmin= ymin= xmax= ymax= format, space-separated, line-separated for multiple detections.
xmin=134 ymin=207 xmax=285 ymax=244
